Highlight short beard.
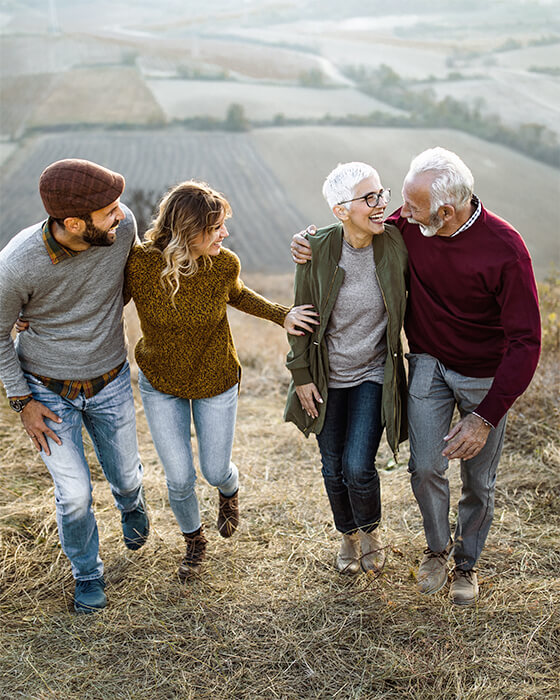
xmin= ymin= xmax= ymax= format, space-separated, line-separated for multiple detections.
xmin=408 ymin=211 xmax=444 ymax=238
xmin=82 ymin=214 xmax=117 ymax=247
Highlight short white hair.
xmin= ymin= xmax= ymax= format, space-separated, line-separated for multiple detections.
xmin=405 ymin=147 xmax=474 ymax=212
xmin=322 ymin=162 xmax=378 ymax=211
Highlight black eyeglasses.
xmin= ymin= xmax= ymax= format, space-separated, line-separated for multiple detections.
xmin=338 ymin=188 xmax=391 ymax=208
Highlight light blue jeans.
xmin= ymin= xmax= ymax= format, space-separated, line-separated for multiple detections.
xmin=138 ymin=370 xmax=239 ymax=534
xmin=407 ymin=353 xmax=507 ymax=570
xmin=24 ymin=362 xmax=144 ymax=581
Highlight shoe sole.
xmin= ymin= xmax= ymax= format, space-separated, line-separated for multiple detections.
xmin=336 ymin=563 xmax=361 ymax=575
xmin=74 ymin=602 xmax=106 ymax=614
xmin=450 ymin=593 xmax=477 ymax=606
xmin=418 ymin=574 xmax=448 ymax=595
xmin=124 ymin=525 xmax=150 ymax=550
xmin=217 ymin=523 xmax=237 ymax=538
xmin=178 ymin=566 xmax=202 ymax=582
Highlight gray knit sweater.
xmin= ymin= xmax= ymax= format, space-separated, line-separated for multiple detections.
xmin=0 ymin=205 xmax=137 ymax=397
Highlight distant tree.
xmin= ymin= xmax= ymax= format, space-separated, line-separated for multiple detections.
xmin=529 ymin=66 xmax=560 ymax=76
xmin=127 ymin=188 xmax=159 ymax=239
xmin=528 ymin=35 xmax=560 ymax=47
xmin=344 ymin=63 xmax=560 ymax=168
xmin=121 ymin=50 xmax=138 ymax=66
xmin=299 ymin=68 xmax=325 ymax=87
xmin=495 ymin=38 xmax=523 ymax=52
xmin=225 ymin=103 xmax=250 ymax=131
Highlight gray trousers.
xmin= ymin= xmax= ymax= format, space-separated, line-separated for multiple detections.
xmin=407 ymin=353 xmax=507 ymax=570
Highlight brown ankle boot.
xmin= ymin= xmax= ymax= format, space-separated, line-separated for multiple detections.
xmin=217 ymin=489 xmax=239 ymax=538
xmin=178 ymin=526 xmax=207 ymax=581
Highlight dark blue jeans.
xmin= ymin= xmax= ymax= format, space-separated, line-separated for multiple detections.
xmin=316 ymin=381 xmax=384 ymax=534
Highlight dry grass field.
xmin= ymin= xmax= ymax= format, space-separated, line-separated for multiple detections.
xmin=0 ymin=273 xmax=558 ymax=699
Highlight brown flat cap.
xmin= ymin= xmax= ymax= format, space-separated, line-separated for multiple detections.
xmin=39 ymin=158 xmax=125 ymax=219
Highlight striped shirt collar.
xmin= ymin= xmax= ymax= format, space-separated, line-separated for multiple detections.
xmin=42 ymin=218 xmax=81 ymax=264
xmin=450 ymin=195 xmax=481 ymax=238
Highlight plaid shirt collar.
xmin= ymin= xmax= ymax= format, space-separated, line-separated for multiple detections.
xmin=449 ymin=195 xmax=481 ymax=238
xmin=42 ymin=218 xmax=81 ymax=264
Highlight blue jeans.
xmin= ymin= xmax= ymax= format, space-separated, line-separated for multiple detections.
xmin=316 ymin=381 xmax=384 ymax=534
xmin=138 ymin=370 xmax=239 ymax=534
xmin=407 ymin=353 xmax=507 ymax=570
xmin=24 ymin=362 xmax=143 ymax=581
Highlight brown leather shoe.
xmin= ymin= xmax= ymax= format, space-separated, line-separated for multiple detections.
xmin=449 ymin=568 xmax=478 ymax=606
xmin=217 ymin=489 xmax=239 ymax=538
xmin=417 ymin=541 xmax=452 ymax=594
xmin=178 ymin=526 xmax=207 ymax=581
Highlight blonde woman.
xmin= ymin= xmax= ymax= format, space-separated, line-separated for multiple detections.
xmin=124 ymin=180 xmax=316 ymax=581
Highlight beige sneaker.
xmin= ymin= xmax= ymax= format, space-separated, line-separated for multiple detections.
xmin=417 ymin=545 xmax=451 ymax=594
xmin=358 ymin=528 xmax=385 ymax=572
xmin=449 ymin=568 xmax=478 ymax=605
xmin=336 ymin=533 xmax=361 ymax=575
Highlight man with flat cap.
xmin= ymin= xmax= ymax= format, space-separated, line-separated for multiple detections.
xmin=0 ymin=159 xmax=149 ymax=613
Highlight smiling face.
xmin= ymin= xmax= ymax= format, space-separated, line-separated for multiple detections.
xmin=190 ymin=210 xmax=229 ymax=258
xmin=400 ymin=173 xmax=444 ymax=238
xmin=337 ymin=174 xmax=388 ymax=240
xmin=82 ymin=199 xmax=125 ymax=246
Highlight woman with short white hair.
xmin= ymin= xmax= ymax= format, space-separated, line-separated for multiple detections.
xmin=284 ymin=162 xmax=408 ymax=575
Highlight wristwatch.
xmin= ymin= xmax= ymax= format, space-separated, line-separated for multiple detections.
xmin=9 ymin=396 xmax=33 ymax=412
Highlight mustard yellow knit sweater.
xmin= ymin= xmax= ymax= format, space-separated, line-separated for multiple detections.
xmin=124 ymin=245 xmax=289 ymax=399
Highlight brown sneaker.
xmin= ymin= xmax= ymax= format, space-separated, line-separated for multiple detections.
xmin=178 ymin=526 xmax=207 ymax=581
xmin=449 ymin=568 xmax=478 ymax=606
xmin=336 ymin=533 xmax=361 ymax=575
xmin=358 ymin=528 xmax=386 ymax=573
xmin=217 ymin=489 xmax=239 ymax=538
xmin=417 ymin=544 xmax=451 ymax=594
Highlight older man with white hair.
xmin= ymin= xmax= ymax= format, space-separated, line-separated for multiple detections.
xmin=291 ymin=147 xmax=541 ymax=605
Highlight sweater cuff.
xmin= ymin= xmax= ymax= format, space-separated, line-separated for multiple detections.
xmin=471 ymin=411 xmax=494 ymax=429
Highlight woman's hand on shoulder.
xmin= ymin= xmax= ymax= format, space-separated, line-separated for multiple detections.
xmin=283 ymin=304 xmax=319 ymax=336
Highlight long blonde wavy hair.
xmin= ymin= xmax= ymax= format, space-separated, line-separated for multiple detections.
xmin=144 ymin=180 xmax=232 ymax=303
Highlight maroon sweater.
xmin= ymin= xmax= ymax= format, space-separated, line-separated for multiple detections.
xmin=387 ymin=203 xmax=541 ymax=427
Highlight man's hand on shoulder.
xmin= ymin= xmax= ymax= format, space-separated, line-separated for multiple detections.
xmin=20 ymin=399 xmax=62 ymax=456
xmin=291 ymin=225 xmax=315 ymax=265
xmin=442 ymin=413 xmax=492 ymax=461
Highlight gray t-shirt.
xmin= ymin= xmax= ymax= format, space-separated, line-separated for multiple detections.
xmin=0 ymin=205 xmax=137 ymax=396
xmin=326 ymin=238 xmax=387 ymax=388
